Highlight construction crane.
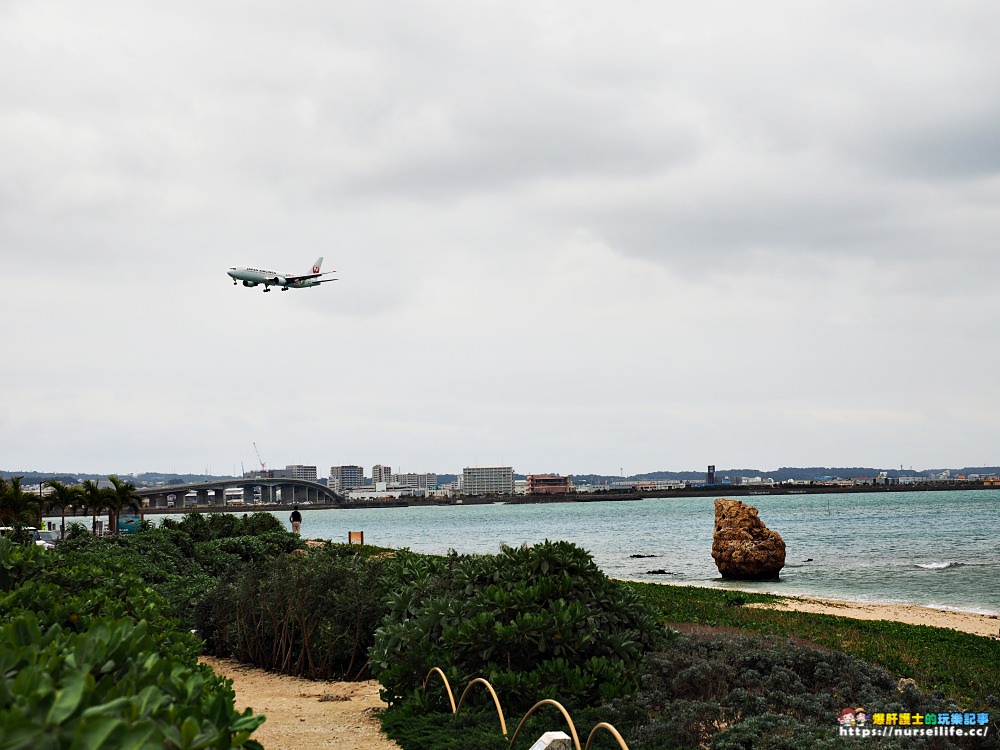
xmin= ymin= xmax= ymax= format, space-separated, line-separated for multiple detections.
xmin=253 ymin=442 xmax=267 ymax=472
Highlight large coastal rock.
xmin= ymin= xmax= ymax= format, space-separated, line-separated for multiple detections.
xmin=711 ymin=498 xmax=786 ymax=580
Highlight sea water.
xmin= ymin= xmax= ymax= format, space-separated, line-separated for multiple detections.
xmin=153 ymin=489 xmax=1000 ymax=615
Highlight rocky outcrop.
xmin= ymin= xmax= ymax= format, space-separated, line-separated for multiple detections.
xmin=711 ymin=498 xmax=785 ymax=580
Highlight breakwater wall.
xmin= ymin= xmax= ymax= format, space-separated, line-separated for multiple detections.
xmin=132 ymin=480 xmax=995 ymax=516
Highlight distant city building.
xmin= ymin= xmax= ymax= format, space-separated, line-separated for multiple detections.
xmin=390 ymin=472 xmax=437 ymax=490
xmin=707 ymin=465 xmax=716 ymax=485
xmin=244 ymin=468 xmax=290 ymax=479
xmin=329 ymin=465 xmax=365 ymax=493
xmin=635 ymin=480 xmax=686 ymax=491
xmin=286 ymin=465 xmax=317 ymax=481
xmin=372 ymin=464 xmax=392 ymax=486
xmin=348 ymin=485 xmax=426 ymax=501
xmin=526 ymin=474 xmax=573 ymax=495
xmin=462 ymin=466 xmax=515 ymax=495
xmin=730 ymin=476 xmax=775 ymax=487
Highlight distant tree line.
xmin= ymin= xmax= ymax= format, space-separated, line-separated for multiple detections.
xmin=0 ymin=474 xmax=143 ymax=534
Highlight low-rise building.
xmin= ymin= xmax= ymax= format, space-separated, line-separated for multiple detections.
xmin=526 ymin=474 xmax=573 ymax=494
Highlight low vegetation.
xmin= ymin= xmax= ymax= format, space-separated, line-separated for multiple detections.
xmin=0 ymin=536 xmax=263 ymax=749
xmin=196 ymin=542 xmax=398 ymax=679
xmin=370 ymin=541 xmax=669 ymax=712
xmin=628 ymin=583 xmax=1000 ymax=708
xmin=2 ymin=510 xmax=996 ymax=749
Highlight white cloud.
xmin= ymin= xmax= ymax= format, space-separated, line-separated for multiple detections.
xmin=2 ymin=0 xmax=998 ymax=475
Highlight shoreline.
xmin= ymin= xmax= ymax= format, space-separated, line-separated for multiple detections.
xmin=745 ymin=595 xmax=1000 ymax=639
xmin=611 ymin=576 xmax=1000 ymax=624
xmin=624 ymin=580 xmax=1000 ymax=638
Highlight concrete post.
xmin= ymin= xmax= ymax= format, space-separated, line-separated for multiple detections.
xmin=528 ymin=732 xmax=573 ymax=750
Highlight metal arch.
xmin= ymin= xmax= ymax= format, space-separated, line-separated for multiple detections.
xmin=457 ymin=677 xmax=508 ymax=737
xmin=585 ymin=722 xmax=630 ymax=750
xmin=423 ymin=667 xmax=457 ymax=714
xmin=508 ymin=699 xmax=581 ymax=750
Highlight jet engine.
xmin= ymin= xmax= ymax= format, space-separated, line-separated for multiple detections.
xmin=267 ymin=276 xmax=287 ymax=286
xmin=242 ymin=280 xmax=256 ymax=287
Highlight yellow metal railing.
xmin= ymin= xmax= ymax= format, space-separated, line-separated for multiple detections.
xmin=508 ymin=699 xmax=581 ymax=750
xmin=423 ymin=669 xmax=630 ymax=750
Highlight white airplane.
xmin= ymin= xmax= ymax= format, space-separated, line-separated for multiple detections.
xmin=227 ymin=257 xmax=338 ymax=292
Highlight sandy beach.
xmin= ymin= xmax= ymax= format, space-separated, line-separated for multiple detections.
xmin=746 ymin=596 xmax=1000 ymax=639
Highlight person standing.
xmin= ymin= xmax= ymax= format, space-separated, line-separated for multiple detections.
xmin=289 ymin=505 xmax=302 ymax=534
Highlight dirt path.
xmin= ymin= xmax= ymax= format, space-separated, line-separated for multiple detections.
xmin=201 ymin=657 xmax=401 ymax=750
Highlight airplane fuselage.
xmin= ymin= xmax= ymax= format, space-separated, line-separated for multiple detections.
xmin=227 ymin=257 xmax=335 ymax=292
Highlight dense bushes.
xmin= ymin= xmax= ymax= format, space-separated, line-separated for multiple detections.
xmin=630 ymin=581 xmax=1000 ymax=709
xmin=59 ymin=513 xmax=302 ymax=626
xmin=383 ymin=621 xmax=997 ymax=750
xmin=370 ymin=541 xmax=670 ymax=712
xmin=607 ymin=630 xmax=996 ymax=749
xmin=621 ymin=632 xmax=898 ymax=749
xmin=196 ymin=544 xmax=396 ymax=679
xmin=0 ymin=537 xmax=263 ymax=749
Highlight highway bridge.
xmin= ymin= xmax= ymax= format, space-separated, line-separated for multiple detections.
xmin=136 ymin=478 xmax=345 ymax=510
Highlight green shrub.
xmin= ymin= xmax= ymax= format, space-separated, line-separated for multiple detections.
xmin=0 ymin=614 xmax=263 ymax=750
xmin=57 ymin=522 xmax=303 ymax=629
xmin=370 ymin=541 xmax=670 ymax=712
xmin=629 ymin=581 xmax=1000 ymax=708
xmin=0 ymin=536 xmax=45 ymax=591
xmin=168 ymin=512 xmax=286 ymax=542
xmin=0 ymin=536 xmax=264 ymax=749
xmin=606 ymin=631 xmax=992 ymax=750
xmin=197 ymin=544 xmax=394 ymax=679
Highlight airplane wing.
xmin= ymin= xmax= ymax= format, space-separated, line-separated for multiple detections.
xmin=282 ymin=270 xmax=337 ymax=283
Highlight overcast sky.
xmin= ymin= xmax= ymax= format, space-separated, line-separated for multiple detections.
xmin=2 ymin=1 xmax=999 ymax=478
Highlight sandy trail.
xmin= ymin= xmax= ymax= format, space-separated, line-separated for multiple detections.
xmin=201 ymin=657 xmax=400 ymax=750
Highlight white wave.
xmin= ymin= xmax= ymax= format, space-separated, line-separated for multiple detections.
xmin=921 ymin=603 xmax=1000 ymax=616
xmin=915 ymin=561 xmax=962 ymax=570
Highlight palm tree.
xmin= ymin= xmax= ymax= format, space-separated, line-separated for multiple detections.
xmin=79 ymin=480 xmax=109 ymax=536
xmin=105 ymin=476 xmax=142 ymax=535
xmin=43 ymin=480 xmax=83 ymax=539
xmin=0 ymin=475 xmax=40 ymax=527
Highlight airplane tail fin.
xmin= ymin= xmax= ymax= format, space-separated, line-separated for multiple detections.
xmin=312 ymin=257 xmax=324 ymax=274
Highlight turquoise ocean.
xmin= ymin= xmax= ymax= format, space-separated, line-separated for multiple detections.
xmin=164 ymin=489 xmax=999 ymax=615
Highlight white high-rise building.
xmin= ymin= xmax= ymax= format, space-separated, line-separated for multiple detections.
xmin=329 ymin=465 xmax=364 ymax=492
xmin=390 ymin=472 xmax=438 ymax=489
xmin=372 ymin=464 xmax=392 ymax=486
xmin=286 ymin=465 xmax=317 ymax=481
xmin=462 ymin=466 xmax=515 ymax=495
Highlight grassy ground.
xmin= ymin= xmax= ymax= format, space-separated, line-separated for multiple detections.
xmin=625 ymin=582 xmax=1000 ymax=708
